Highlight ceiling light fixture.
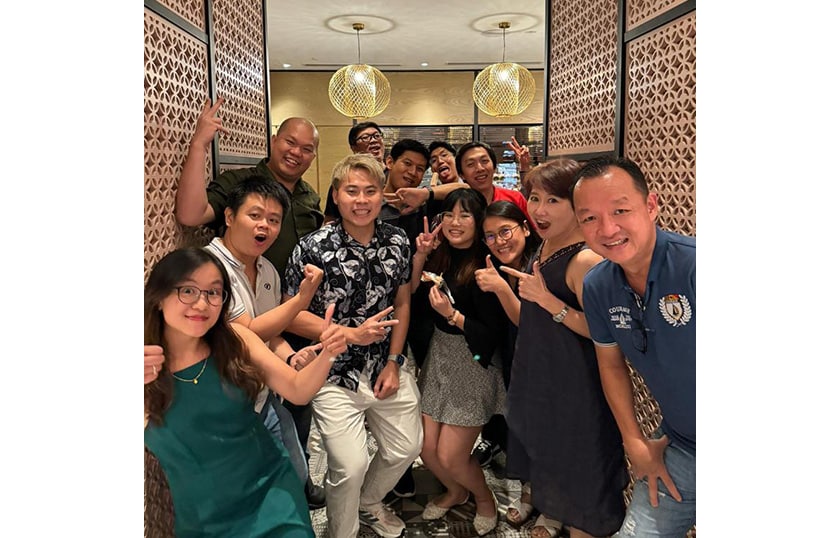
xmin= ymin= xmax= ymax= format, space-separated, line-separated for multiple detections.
xmin=472 ymin=22 xmax=535 ymax=118
xmin=328 ymin=22 xmax=391 ymax=119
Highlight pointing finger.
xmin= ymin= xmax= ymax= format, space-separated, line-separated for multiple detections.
xmin=321 ymin=303 xmax=335 ymax=333
xmin=499 ymin=266 xmax=527 ymax=279
xmin=372 ymin=306 xmax=395 ymax=321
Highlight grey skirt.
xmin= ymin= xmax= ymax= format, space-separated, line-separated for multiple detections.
xmin=418 ymin=327 xmax=506 ymax=427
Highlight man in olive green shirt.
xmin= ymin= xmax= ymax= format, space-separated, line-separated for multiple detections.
xmin=175 ymin=97 xmax=324 ymax=276
xmin=174 ymin=97 xmax=326 ymax=508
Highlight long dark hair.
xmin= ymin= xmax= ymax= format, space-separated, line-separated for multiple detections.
xmin=484 ymin=200 xmax=540 ymax=271
xmin=426 ymin=188 xmax=488 ymax=287
xmin=144 ymin=247 xmax=263 ymax=426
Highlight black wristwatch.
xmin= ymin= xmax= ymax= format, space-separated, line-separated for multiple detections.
xmin=387 ymin=353 xmax=406 ymax=366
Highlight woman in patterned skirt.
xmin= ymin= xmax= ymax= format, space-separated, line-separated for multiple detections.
xmin=410 ymin=189 xmax=508 ymax=536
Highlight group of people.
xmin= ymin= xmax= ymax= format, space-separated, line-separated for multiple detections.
xmin=143 ymin=97 xmax=696 ymax=538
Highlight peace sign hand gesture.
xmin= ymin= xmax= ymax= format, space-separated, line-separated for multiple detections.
xmin=191 ymin=97 xmax=230 ymax=150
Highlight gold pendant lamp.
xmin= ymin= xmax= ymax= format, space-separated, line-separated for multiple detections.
xmin=472 ymin=22 xmax=536 ymax=118
xmin=328 ymin=22 xmax=391 ymax=119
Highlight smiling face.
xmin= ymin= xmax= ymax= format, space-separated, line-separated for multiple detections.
xmin=430 ymin=146 xmax=458 ymax=183
xmin=267 ymin=119 xmax=318 ymax=182
xmin=160 ymin=261 xmax=225 ymax=341
xmin=440 ymin=202 xmax=477 ymax=249
xmin=573 ymin=166 xmax=658 ymax=269
xmin=333 ymin=167 xmax=383 ymax=234
xmin=526 ymin=185 xmax=579 ymax=244
xmin=351 ymin=126 xmax=385 ymax=163
xmin=483 ymin=215 xmax=529 ymax=266
xmin=459 ymin=146 xmax=496 ymax=197
xmin=386 ymin=150 xmax=428 ymax=190
xmin=223 ymin=193 xmax=283 ymax=260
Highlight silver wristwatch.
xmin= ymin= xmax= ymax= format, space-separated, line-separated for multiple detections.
xmin=552 ymin=305 xmax=569 ymax=323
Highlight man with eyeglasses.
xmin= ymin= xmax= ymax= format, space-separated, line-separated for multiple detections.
xmin=571 ymin=156 xmax=696 ymax=537
xmin=324 ymin=122 xmax=388 ymax=223
xmin=173 ymin=97 xmax=327 ymax=508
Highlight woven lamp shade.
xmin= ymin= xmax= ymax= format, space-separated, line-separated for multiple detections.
xmin=328 ymin=64 xmax=391 ymax=119
xmin=472 ymin=62 xmax=535 ymax=118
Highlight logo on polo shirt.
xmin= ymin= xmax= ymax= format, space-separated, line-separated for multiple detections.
xmin=659 ymin=294 xmax=692 ymax=327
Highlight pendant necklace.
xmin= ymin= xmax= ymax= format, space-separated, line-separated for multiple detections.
xmin=171 ymin=357 xmax=208 ymax=385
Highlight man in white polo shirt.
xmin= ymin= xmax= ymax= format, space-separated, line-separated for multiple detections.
xmin=205 ymin=175 xmax=328 ymax=508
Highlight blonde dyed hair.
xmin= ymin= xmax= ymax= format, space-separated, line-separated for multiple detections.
xmin=331 ymin=153 xmax=386 ymax=190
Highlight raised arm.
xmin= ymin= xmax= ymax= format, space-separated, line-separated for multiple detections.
xmin=390 ymin=182 xmax=469 ymax=215
xmin=410 ymin=217 xmax=441 ymax=293
xmin=175 ymin=98 xmax=228 ymax=226
xmin=475 ymin=255 xmax=521 ymax=326
xmin=501 ymin=258 xmax=592 ymax=338
xmin=234 ymin=305 xmax=347 ymax=405
xmin=232 ymin=264 xmax=324 ymax=341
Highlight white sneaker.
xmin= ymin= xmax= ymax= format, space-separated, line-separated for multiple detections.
xmin=359 ymin=502 xmax=406 ymax=538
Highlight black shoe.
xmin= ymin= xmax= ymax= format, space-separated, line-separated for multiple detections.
xmin=391 ymin=468 xmax=415 ymax=498
xmin=305 ymin=476 xmax=326 ymax=509
xmin=472 ymin=439 xmax=501 ymax=468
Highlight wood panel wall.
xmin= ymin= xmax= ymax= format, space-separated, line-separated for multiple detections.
xmin=143 ymin=0 xmax=270 ymax=282
xmin=546 ymin=0 xmax=696 ymax=533
xmin=143 ymin=1 xmax=270 ymax=534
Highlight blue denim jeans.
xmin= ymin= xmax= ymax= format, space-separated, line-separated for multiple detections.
xmin=617 ymin=431 xmax=695 ymax=538
xmin=259 ymin=391 xmax=308 ymax=486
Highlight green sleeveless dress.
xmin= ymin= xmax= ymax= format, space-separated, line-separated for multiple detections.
xmin=144 ymin=356 xmax=314 ymax=537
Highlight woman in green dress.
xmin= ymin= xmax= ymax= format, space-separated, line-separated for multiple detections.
xmin=144 ymin=247 xmax=345 ymax=537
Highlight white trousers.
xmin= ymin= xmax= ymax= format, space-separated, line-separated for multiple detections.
xmin=311 ymin=366 xmax=423 ymax=538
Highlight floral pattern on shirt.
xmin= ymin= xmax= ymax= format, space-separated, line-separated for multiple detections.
xmin=285 ymin=221 xmax=410 ymax=392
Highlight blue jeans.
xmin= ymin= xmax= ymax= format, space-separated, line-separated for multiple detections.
xmin=617 ymin=431 xmax=695 ymax=538
xmin=260 ymin=391 xmax=308 ymax=486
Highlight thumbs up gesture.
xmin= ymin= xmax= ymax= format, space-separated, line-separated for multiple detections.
xmin=475 ymin=255 xmax=507 ymax=295
xmin=499 ymin=260 xmax=550 ymax=305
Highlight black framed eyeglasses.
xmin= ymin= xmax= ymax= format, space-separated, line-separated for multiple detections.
xmin=484 ymin=224 xmax=521 ymax=245
xmin=173 ymin=286 xmax=228 ymax=306
xmin=355 ymin=132 xmax=382 ymax=144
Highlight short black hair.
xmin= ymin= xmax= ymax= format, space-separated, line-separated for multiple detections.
xmin=428 ymin=140 xmax=456 ymax=156
xmin=348 ymin=122 xmax=382 ymax=146
xmin=455 ymin=141 xmax=497 ymax=176
xmin=226 ymin=176 xmax=290 ymax=216
xmin=389 ymin=139 xmax=430 ymax=165
xmin=572 ymin=155 xmax=649 ymax=203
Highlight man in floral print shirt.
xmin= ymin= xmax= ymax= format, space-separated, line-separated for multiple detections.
xmin=284 ymin=154 xmax=422 ymax=538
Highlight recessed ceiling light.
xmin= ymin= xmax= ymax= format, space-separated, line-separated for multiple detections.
xmin=282 ymin=63 xmax=292 ymax=68
xmin=420 ymin=62 xmax=429 ymax=67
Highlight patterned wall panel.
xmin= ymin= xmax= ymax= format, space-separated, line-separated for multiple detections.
xmin=144 ymin=8 xmax=214 ymax=282
xmin=156 ymin=0 xmax=206 ymax=32
xmin=624 ymin=12 xmax=696 ymax=236
xmin=626 ymin=0 xmax=689 ymax=31
xmin=212 ymin=0 xmax=268 ymax=158
xmin=546 ymin=0 xmax=617 ymax=156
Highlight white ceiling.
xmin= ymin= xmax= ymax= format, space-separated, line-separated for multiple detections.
xmin=266 ymin=0 xmax=546 ymax=72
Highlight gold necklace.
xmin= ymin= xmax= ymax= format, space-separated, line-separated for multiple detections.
xmin=171 ymin=357 xmax=208 ymax=385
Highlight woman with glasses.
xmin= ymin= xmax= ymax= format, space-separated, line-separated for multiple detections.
xmin=473 ymin=200 xmax=540 ymax=521
xmin=409 ymin=189 xmax=507 ymax=536
xmin=144 ymin=247 xmax=346 ymax=537
xmin=497 ymin=160 xmax=628 ymax=538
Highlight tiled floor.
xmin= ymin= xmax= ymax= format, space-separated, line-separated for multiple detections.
xmin=305 ymin=426 xmax=568 ymax=538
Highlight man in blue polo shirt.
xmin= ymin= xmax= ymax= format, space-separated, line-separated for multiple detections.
xmin=572 ymin=156 xmax=695 ymax=537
